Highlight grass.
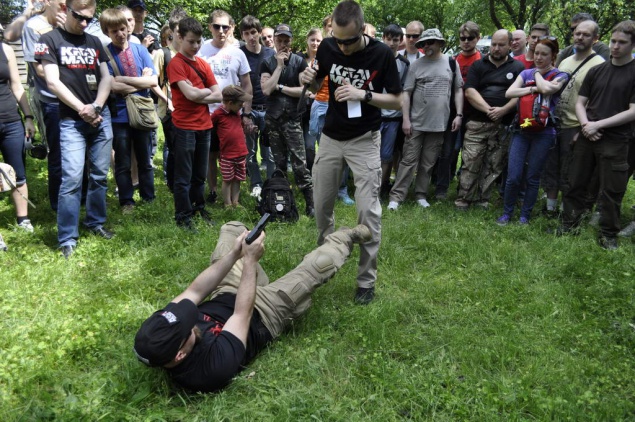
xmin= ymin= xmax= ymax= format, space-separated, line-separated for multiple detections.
xmin=1 ymin=153 xmax=635 ymax=421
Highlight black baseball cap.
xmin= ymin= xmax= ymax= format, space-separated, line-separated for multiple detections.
xmin=133 ymin=299 xmax=199 ymax=367
xmin=274 ymin=24 xmax=293 ymax=38
xmin=127 ymin=0 xmax=147 ymax=10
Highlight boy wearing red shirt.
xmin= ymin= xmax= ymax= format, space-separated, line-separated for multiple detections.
xmin=212 ymin=86 xmax=253 ymax=206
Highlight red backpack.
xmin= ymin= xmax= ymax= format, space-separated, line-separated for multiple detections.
xmin=516 ymin=70 xmax=560 ymax=132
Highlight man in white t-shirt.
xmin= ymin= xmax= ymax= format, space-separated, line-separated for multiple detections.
xmin=398 ymin=21 xmax=424 ymax=63
xmin=198 ymin=9 xmax=253 ymax=204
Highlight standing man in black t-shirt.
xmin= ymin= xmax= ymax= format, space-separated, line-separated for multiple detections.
xmin=127 ymin=0 xmax=160 ymax=54
xmin=556 ymin=20 xmax=635 ymax=250
xmin=133 ymin=221 xmax=371 ymax=393
xmin=35 ymin=0 xmax=114 ymax=259
xmin=300 ymin=0 xmax=402 ymax=304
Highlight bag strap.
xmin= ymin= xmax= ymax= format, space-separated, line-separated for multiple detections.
xmin=160 ymin=47 xmax=172 ymax=88
xmin=569 ymin=53 xmax=597 ymax=79
xmin=182 ymin=57 xmax=208 ymax=87
xmin=103 ymin=46 xmax=122 ymax=77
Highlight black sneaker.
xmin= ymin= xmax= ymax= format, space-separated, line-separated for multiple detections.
xmin=206 ymin=191 xmax=218 ymax=204
xmin=354 ymin=287 xmax=375 ymax=305
xmin=60 ymin=245 xmax=74 ymax=259
xmin=598 ymin=236 xmax=618 ymax=251
xmin=177 ymin=218 xmax=198 ymax=233
xmin=89 ymin=226 xmax=114 ymax=239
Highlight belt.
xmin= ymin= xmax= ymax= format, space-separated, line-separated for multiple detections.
xmin=252 ymin=104 xmax=267 ymax=111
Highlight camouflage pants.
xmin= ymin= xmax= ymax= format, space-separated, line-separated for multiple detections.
xmin=265 ymin=114 xmax=312 ymax=191
xmin=457 ymin=120 xmax=511 ymax=202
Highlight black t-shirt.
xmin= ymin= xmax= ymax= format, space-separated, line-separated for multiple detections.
xmin=260 ymin=52 xmax=307 ymax=119
xmin=0 ymin=43 xmax=21 ymax=123
xmin=579 ymin=59 xmax=635 ymax=139
xmin=167 ymin=294 xmax=273 ymax=393
xmin=316 ymin=36 xmax=401 ymax=140
xmin=465 ymin=55 xmax=525 ymax=124
xmin=35 ymin=28 xmax=108 ymax=120
xmin=241 ymin=45 xmax=275 ymax=106
xmin=132 ymin=28 xmax=161 ymax=54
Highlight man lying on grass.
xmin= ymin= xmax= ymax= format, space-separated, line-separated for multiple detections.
xmin=134 ymin=221 xmax=371 ymax=392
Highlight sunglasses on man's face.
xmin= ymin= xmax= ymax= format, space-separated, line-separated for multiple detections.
xmin=405 ymin=33 xmax=421 ymax=39
xmin=460 ymin=36 xmax=476 ymax=42
xmin=421 ymin=39 xmax=436 ymax=46
xmin=330 ymin=30 xmax=362 ymax=46
xmin=68 ymin=7 xmax=94 ymax=24
xmin=212 ymin=23 xmax=231 ymax=32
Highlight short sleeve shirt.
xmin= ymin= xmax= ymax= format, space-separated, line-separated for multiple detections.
xmin=22 ymin=15 xmax=57 ymax=103
xmin=167 ymin=53 xmax=216 ymax=131
xmin=555 ymin=54 xmax=605 ymax=128
xmin=260 ymin=53 xmax=308 ymax=119
xmin=316 ymin=37 xmax=401 ymax=140
xmin=211 ymin=107 xmax=249 ymax=159
xmin=35 ymin=28 xmax=109 ymax=120
xmin=404 ymin=54 xmax=463 ymax=132
xmin=579 ymin=59 xmax=635 ymax=139
xmin=198 ymin=43 xmax=251 ymax=113
xmin=240 ymin=45 xmax=275 ymax=106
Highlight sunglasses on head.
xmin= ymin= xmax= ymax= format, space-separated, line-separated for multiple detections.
xmin=405 ymin=33 xmax=421 ymax=39
xmin=460 ymin=36 xmax=476 ymax=41
xmin=539 ymin=36 xmax=557 ymax=41
xmin=330 ymin=30 xmax=362 ymax=46
xmin=68 ymin=7 xmax=94 ymax=24
xmin=212 ymin=23 xmax=231 ymax=32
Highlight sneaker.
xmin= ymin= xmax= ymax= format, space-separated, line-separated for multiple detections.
xmin=474 ymin=201 xmax=490 ymax=210
xmin=598 ymin=236 xmax=619 ymax=251
xmin=177 ymin=218 xmax=198 ymax=233
xmin=17 ymin=219 xmax=34 ymax=233
xmin=0 ymin=233 xmax=7 ymax=251
xmin=618 ymin=221 xmax=635 ymax=238
xmin=588 ymin=211 xmax=600 ymax=227
xmin=338 ymin=192 xmax=355 ymax=205
xmin=496 ymin=214 xmax=511 ymax=226
xmin=206 ymin=191 xmax=218 ymax=204
xmin=354 ymin=286 xmax=375 ymax=305
xmin=122 ymin=204 xmax=134 ymax=215
xmin=417 ymin=198 xmax=431 ymax=208
xmin=89 ymin=226 xmax=114 ymax=239
xmin=387 ymin=201 xmax=399 ymax=210
xmin=250 ymin=186 xmax=262 ymax=199
xmin=454 ymin=199 xmax=469 ymax=211
xmin=519 ymin=216 xmax=529 ymax=225
xmin=60 ymin=245 xmax=74 ymax=259
xmin=435 ymin=192 xmax=447 ymax=200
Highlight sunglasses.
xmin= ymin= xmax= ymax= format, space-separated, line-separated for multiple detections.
xmin=539 ymin=36 xmax=557 ymax=41
xmin=421 ymin=39 xmax=437 ymax=46
xmin=212 ymin=23 xmax=231 ymax=32
xmin=405 ymin=33 xmax=421 ymax=39
xmin=168 ymin=35 xmax=173 ymax=41
xmin=330 ymin=30 xmax=362 ymax=46
xmin=460 ymin=36 xmax=476 ymax=42
xmin=68 ymin=7 xmax=94 ymax=24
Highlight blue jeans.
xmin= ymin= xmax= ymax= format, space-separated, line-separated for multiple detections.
xmin=503 ymin=131 xmax=555 ymax=219
xmin=41 ymin=101 xmax=62 ymax=210
xmin=173 ymin=127 xmax=210 ymax=223
xmin=112 ymin=123 xmax=155 ymax=206
xmin=380 ymin=120 xmax=400 ymax=164
xmin=0 ymin=119 xmax=26 ymax=184
xmin=306 ymin=99 xmax=328 ymax=148
xmin=57 ymin=111 xmax=113 ymax=247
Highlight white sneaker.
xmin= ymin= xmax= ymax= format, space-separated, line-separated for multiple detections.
xmin=17 ymin=219 xmax=34 ymax=233
xmin=387 ymin=201 xmax=399 ymax=210
xmin=250 ymin=186 xmax=262 ymax=197
xmin=618 ymin=221 xmax=635 ymax=237
xmin=417 ymin=198 xmax=430 ymax=208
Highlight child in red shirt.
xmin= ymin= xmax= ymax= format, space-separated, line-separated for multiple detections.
xmin=211 ymin=85 xmax=253 ymax=206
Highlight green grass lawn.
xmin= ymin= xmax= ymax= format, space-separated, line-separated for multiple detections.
xmin=1 ymin=155 xmax=634 ymax=421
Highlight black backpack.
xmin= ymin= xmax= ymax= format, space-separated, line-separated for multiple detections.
xmin=256 ymin=169 xmax=299 ymax=222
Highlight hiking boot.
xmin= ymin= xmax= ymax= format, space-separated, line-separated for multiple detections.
xmin=354 ymin=286 xmax=375 ymax=305
xmin=598 ymin=236 xmax=619 ymax=251
xmin=618 ymin=221 xmax=635 ymax=238
xmin=343 ymin=224 xmax=372 ymax=244
xmin=454 ymin=199 xmax=469 ymax=211
xmin=496 ymin=214 xmax=511 ymax=226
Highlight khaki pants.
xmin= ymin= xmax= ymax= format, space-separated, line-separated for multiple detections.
xmin=313 ymin=131 xmax=382 ymax=289
xmin=389 ymin=130 xmax=444 ymax=202
xmin=209 ymin=221 xmax=356 ymax=338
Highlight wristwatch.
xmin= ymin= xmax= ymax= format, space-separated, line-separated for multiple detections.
xmin=92 ymin=103 xmax=102 ymax=114
xmin=456 ymin=113 xmax=463 ymax=117
xmin=278 ymin=84 xmax=284 ymax=92
xmin=364 ymin=90 xmax=373 ymax=103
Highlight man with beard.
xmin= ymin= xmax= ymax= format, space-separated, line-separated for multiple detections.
xmin=454 ymin=30 xmax=525 ymax=210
